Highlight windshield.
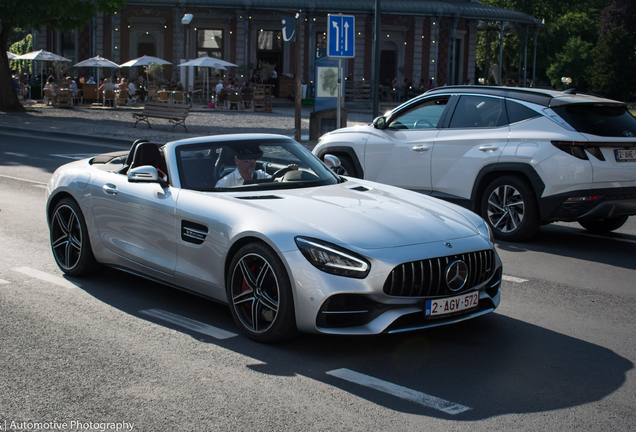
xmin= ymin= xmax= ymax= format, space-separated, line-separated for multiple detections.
xmin=551 ymin=104 xmax=636 ymax=137
xmin=176 ymin=138 xmax=339 ymax=191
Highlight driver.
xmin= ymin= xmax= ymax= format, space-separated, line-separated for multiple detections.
xmin=215 ymin=145 xmax=298 ymax=188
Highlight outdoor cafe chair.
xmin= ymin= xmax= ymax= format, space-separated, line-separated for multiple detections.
xmin=103 ymin=90 xmax=116 ymax=107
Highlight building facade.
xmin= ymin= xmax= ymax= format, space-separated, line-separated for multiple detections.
xmin=33 ymin=0 xmax=539 ymax=102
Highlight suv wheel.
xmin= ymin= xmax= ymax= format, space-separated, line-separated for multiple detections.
xmin=578 ymin=215 xmax=629 ymax=233
xmin=481 ymin=176 xmax=540 ymax=242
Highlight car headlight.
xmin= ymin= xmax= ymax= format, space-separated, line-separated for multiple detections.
xmin=478 ymin=220 xmax=494 ymax=242
xmin=295 ymin=237 xmax=370 ymax=278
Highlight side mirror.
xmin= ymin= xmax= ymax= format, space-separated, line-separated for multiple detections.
xmin=128 ymin=165 xmax=168 ymax=186
xmin=323 ymin=154 xmax=342 ymax=171
xmin=373 ymin=116 xmax=387 ymax=129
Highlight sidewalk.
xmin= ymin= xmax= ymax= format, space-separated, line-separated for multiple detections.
xmin=0 ymin=100 xmax=374 ymax=149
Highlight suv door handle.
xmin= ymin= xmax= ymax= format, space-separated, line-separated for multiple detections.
xmin=412 ymin=145 xmax=430 ymax=152
xmin=103 ymin=184 xmax=118 ymax=195
xmin=479 ymin=145 xmax=499 ymax=152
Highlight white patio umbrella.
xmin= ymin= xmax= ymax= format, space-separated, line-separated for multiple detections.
xmin=120 ymin=55 xmax=173 ymax=90
xmin=177 ymin=55 xmax=237 ymax=101
xmin=14 ymin=50 xmax=72 ymax=100
xmin=74 ymin=56 xmax=120 ymax=102
xmin=7 ymin=51 xmax=17 ymax=59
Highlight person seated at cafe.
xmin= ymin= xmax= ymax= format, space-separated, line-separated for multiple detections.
xmin=99 ymin=78 xmax=115 ymax=107
xmin=66 ymin=76 xmax=78 ymax=96
xmin=44 ymin=76 xmax=59 ymax=105
xmin=127 ymin=79 xmax=137 ymax=97
xmin=176 ymin=81 xmax=184 ymax=92
xmin=167 ymin=79 xmax=177 ymax=90
xmin=87 ymin=76 xmax=96 ymax=84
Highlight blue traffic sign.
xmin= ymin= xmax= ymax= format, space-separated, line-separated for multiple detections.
xmin=327 ymin=14 xmax=355 ymax=58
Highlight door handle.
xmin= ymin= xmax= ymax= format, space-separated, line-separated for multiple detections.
xmin=103 ymin=184 xmax=118 ymax=195
xmin=412 ymin=145 xmax=430 ymax=152
xmin=479 ymin=145 xmax=499 ymax=152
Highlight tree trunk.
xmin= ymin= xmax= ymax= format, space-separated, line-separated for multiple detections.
xmin=0 ymin=26 xmax=24 ymax=112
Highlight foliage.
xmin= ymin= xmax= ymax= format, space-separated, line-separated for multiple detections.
xmin=144 ymin=62 xmax=164 ymax=81
xmin=236 ymin=62 xmax=255 ymax=81
xmin=587 ymin=27 xmax=636 ymax=101
xmin=478 ymin=0 xmax=611 ymax=86
xmin=8 ymin=33 xmax=32 ymax=73
xmin=255 ymin=61 xmax=276 ymax=84
xmin=546 ymin=36 xmax=593 ymax=90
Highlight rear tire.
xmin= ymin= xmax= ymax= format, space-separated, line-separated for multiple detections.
xmin=227 ymin=242 xmax=298 ymax=343
xmin=49 ymin=198 xmax=100 ymax=276
xmin=481 ymin=176 xmax=540 ymax=242
xmin=578 ymin=215 xmax=629 ymax=233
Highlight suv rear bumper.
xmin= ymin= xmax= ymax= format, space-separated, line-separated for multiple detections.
xmin=541 ymin=186 xmax=636 ymax=222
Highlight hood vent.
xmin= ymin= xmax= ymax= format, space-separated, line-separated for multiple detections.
xmin=236 ymin=195 xmax=284 ymax=200
xmin=349 ymin=185 xmax=371 ymax=192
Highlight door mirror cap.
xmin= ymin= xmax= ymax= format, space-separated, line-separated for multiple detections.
xmin=128 ymin=165 xmax=168 ymax=187
xmin=373 ymin=116 xmax=387 ymax=129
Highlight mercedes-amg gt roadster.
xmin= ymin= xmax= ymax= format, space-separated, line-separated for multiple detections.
xmin=46 ymin=134 xmax=502 ymax=342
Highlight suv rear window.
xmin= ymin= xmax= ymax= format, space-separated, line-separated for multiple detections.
xmin=551 ymin=104 xmax=636 ymax=137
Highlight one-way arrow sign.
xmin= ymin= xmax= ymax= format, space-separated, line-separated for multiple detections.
xmin=327 ymin=14 xmax=355 ymax=58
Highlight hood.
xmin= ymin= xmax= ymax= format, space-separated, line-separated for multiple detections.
xmin=231 ymin=180 xmax=479 ymax=249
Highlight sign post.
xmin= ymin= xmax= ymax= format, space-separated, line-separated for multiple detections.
xmin=327 ymin=14 xmax=355 ymax=130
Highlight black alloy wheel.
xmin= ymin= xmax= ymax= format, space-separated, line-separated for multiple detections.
xmin=227 ymin=242 xmax=298 ymax=342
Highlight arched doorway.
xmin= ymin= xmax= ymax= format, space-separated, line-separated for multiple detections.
xmin=379 ymin=41 xmax=397 ymax=88
xmin=138 ymin=34 xmax=156 ymax=57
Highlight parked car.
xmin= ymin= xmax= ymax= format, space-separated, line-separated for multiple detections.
xmin=46 ymin=134 xmax=502 ymax=342
xmin=313 ymin=86 xmax=636 ymax=241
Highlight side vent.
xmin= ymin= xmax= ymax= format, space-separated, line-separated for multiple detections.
xmin=181 ymin=221 xmax=208 ymax=245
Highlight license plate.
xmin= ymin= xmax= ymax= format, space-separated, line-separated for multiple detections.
xmin=615 ymin=149 xmax=636 ymax=162
xmin=425 ymin=291 xmax=479 ymax=317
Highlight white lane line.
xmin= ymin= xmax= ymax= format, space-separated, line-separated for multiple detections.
xmin=50 ymin=153 xmax=98 ymax=160
xmin=326 ymin=368 xmax=471 ymax=415
xmin=0 ymin=174 xmax=47 ymax=186
xmin=502 ymin=275 xmax=529 ymax=283
xmin=140 ymin=308 xmax=238 ymax=340
xmin=12 ymin=267 xmax=77 ymax=289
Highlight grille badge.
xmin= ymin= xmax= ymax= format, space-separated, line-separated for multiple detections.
xmin=446 ymin=260 xmax=469 ymax=292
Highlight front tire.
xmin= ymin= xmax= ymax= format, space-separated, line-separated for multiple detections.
xmin=50 ymin=198 xmax=100 ymax=276
xmin=579 ymin=215 xmax=629 ymax=233
xmin=481 ymin=176 xmax=540 ymax=242
xmin=227 ymin=243 xmax=298 ymax=342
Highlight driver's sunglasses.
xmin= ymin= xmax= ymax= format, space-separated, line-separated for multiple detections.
xmin=242 ymin=158 xmax=256 ymax=163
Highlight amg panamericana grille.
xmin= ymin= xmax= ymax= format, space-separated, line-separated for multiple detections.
xmin=383 ymin=250 xmax=495 ymax=297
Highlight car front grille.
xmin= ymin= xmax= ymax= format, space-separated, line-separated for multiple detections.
xmin=383 ymin=250 xmax=495 ymax=297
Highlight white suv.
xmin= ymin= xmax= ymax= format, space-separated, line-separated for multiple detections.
xmin=313 ymin=86 xmax=636 ymax=241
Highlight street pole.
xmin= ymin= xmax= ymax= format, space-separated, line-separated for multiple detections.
xmin=182 ymin=14 xmax=193 ymax=103
xmin=372 ymin=0 xmax=381 ymax=118
xmin=295 ymin=12 xmax=302 ymax=142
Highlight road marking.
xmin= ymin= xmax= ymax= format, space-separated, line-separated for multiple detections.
xmin=503 ymin=275 xmax=529 ymax=283
xmin=0 ymin=174 xmax=47 ymax=186
xmin=140 ymin=308 xmax=238 ymax=340
xmin=12 ymin=267 xmax=77 ymax=289
xmin=326 ymin=368 xmax=471 ymax=415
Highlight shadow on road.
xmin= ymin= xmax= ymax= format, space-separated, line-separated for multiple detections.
xmin=70 ymin=268 xmax=633 ymax=421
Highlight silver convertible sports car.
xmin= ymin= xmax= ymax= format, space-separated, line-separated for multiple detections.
xmin=46 ymin=134 xmax=502 ymax=342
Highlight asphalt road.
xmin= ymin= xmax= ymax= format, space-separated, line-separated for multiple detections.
xmin=1 ymin=132 xmax=634 ymax=431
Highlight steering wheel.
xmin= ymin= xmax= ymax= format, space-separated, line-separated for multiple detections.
xmin=414 ymin=119 xmax=434 ymax=129
xmin=272 ymin=167 xmax=292 ymax=179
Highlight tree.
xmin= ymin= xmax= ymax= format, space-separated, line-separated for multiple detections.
xmin=546 ymin=36 xmax=594 ymax=90
xmin=0 ymin=0 xmax=126 ymax=112
xmin=587 ymin=27 xmax=636 ymax=101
